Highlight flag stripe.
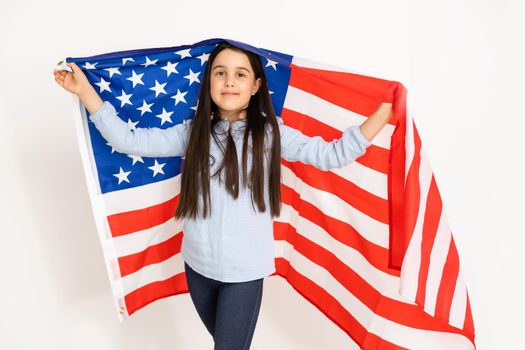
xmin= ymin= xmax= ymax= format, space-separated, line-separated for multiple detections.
xmin=424 ymin=207 xmax=452 ymax=316
xmin=436 ymin=238 xmax=461 ymax=324
xmin=125 ymin=269 xmax=187 ymax=316
xmin=399 ymin=119 xmax=426 ymax=300
xmin=416 ymin=173 xmax=442 ymax=305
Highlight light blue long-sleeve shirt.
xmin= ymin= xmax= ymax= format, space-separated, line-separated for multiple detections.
xmin=88 ymin=100 xmax=372 ymax=282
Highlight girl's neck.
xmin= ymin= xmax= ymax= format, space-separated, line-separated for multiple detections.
xmin=219 ymin=109 xmax=247 ymax=122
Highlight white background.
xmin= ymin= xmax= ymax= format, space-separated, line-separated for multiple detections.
xmin=1 ymin=0 xmax=523 ymax=349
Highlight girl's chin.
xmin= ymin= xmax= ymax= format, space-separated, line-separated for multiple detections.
xmin=217 ymin=104 xmax=246 ymax=112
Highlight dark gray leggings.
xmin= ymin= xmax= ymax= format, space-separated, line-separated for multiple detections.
xmin=184 ymin=261 xmax=264 ymax=350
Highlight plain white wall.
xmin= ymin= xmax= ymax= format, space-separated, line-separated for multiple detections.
xmin=1 ymin=0 xmax=523 ymax=349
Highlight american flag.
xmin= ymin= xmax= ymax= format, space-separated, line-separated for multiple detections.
xmin=63 ymin=37 xmax=476 ymax=349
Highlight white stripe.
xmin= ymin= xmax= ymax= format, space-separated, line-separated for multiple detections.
xmin=399 ymin=145 xmax=433 ymax=300
xmin=281 ymin=165 xmax=389 ymax=248
xmin=120 ymin=253 xmax=184 ymax=295
xmin=330 ymin=162 xmax=388 ymax=201
xmin=102 ymin=174 xmax=181 ymax=215
xmin=273 ymin=241 xmax=474 ymax=349
xmin=424 ymin=200 xmax=452 ymax=316
xmin=284 ymin=86 xmax=394 ymax=150
xmin=276 ymin=203 xmax=412 ymax=303
xmin=112 ymin=220 xmax=183 ymax=257
xmin=449 ymin=271 xmax=467 ymax=329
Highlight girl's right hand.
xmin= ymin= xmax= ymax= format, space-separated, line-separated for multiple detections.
xmin=53 ymin=61 xmax=91 ymax=96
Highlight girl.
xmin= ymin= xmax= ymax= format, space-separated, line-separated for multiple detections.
xmin=54 ymin=42 xmax=393 ymax=350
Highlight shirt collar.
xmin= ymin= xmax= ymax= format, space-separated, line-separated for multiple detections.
xmin=215 ymin=118 xmax=248 ymax=133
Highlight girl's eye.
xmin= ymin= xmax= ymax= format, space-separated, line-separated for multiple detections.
xmin=215 ymin=71 xmax=246 ymax=77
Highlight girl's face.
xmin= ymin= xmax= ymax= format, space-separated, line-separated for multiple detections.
xmin=210 ymin=48 xmax=261 ymax=120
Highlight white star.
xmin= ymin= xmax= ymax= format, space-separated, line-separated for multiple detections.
xmin=265 ymin=58 xmax=278 ymax=70
xmin=137 ymin=100 xmax=153 ymax=116
xmin=191 ymin=103 xmax=198 ymax=111
xmin=141 ymin=56 xmax=158 ymax=67
xmin=106 ymin=142 xmax=117 ymax=154
xmin=156 ymin=108 xmax=174 ymax=126
xmin=116 ymin=90 xmax=133 ymax=107
xmin=148 ymin=159 xmax=166 ymax=177
xmin=196 ymin=52 xmax=210 ymax=66
xmin=113 ymin=167 xmax=131 ymax=184
xmin=161 ymin=61 xmax=179 ymax=77
xmin=127 ymin=70 xmax=145 ymax=88
xmin=269 ymin=89 xmax=274 ymax=95
xmin=94 ymin=77 xmax=111 ymax=93
xmin=128 ymin=154 xmax=144 ymax=165
xmin=104 ymin=67 xmax=121 ymax=78
xmin=122 ymin=57 xmax=135 ymax=65
xmin=149 ymin=80 xmax=167 ymax=97
xmin=127 ymin=118 xmax=139 ymax=130
xmin=83 ymin=62 xmax=97 ymax=70
xmin=171 ymin=89 xmax=188 ymax=106
xmin=175 ymin=48 xmax=192 ymax=59
xmin=184 ymin=68 xmax=200 ymax=86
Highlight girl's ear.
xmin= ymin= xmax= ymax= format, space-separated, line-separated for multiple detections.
xmin=252 ymin=78 xmax=262 ymax=95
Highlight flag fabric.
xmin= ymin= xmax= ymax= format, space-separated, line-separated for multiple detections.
xmin=63 ymin=37 xmax=476 ymax=349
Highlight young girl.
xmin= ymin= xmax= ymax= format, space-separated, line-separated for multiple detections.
xmin=54 ymin=42 xmax=393 ymax=350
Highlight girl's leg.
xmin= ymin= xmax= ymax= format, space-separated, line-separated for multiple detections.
xmin=213 ymin=277 xmax=264 ymax=350
xmin=184 ymin=261 xmax=220 ymax=337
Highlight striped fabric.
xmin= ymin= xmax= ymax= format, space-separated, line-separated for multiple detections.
xmin=65 ymin=37 xmax=475 ymax=349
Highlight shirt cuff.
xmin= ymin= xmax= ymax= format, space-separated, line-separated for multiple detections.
xmin=89 ymin=100 xmax=113 ymax=122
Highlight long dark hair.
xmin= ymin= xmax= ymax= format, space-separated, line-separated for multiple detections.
xmin=174 ymin=42 xmax=282 ymax=220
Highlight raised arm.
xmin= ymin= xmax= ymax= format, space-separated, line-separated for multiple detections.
xmin=276 ymin=102 xmax=393 ymax=170
xmin=277 ymin=116 xmax=372 ymax=171
xmin=53 ymin=63 xmax=191 ymax=158
xmin=89 ymin=100 xmax=192 ymax=158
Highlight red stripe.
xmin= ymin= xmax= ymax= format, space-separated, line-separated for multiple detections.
xmin=392 ymin=118 xmax=423 ymax=271
xmin=118 ymin=232 xmax=183 ymax=277
xmin=107 ymin=195 xmax=180 ymax=237
xmin=289 ymin=64 xmax=398 ymax=124
xmin=435 ymin=237 xmax=460 ymax=323
xmin=125 ymin=271 xmax=188 ymax=316
xmin=416 ymin=175 xmax=442 ymax=304
xmin=387 ymin=83 xmax=408 ymax=269
xmin=464 ymin=294 xmax=475 ymax=342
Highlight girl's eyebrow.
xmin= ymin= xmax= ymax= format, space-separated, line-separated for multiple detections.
xmin=212 ymin=65 xmax=250 ymax=72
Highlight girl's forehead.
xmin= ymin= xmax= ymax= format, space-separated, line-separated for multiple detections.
xmin=212 ymin=50 xmax=251 ymax=68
